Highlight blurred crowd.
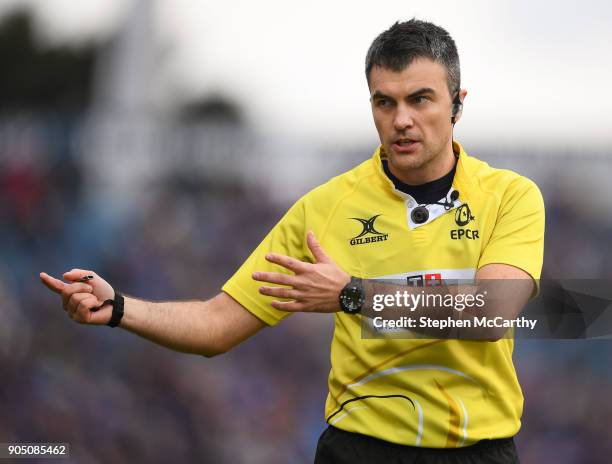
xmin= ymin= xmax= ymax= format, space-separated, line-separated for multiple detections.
xmin=1 ymin=113 xmax=612 ymax=464
xmin=0 ymin=112 xmax=330 ymax=463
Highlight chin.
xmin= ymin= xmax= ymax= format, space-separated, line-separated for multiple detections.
xmin=392 ymin=157 xmax=426 ymax=172
xmin=389 ymin=143 xmax=436 ymax=168
xmin=388 ymin=151 xmax=426 ymax=170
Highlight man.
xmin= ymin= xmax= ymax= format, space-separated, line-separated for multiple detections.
xmin=41 ymin=20 xmax=544 ymax=463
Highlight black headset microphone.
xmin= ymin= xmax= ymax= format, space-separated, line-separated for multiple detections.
xmin=410 ymin=190 xmax=459 ymax=224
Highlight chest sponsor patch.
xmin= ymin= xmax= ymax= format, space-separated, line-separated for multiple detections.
xmin=349 ymin=215 xmax=389 ymax=246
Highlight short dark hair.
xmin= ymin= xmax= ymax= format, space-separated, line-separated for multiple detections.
xmin=365 ymin=19 xmax=460 ymax=96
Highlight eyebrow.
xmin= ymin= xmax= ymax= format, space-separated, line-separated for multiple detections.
xmin=371 ymin=87 xmax=437 ymax=100
xmin=408 ymin=87 xmax=436 ymax=98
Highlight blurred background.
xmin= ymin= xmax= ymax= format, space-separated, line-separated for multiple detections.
xmin=1 ymin=0 xmax=611 ymax=462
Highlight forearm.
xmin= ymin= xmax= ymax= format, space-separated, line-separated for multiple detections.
xmin=119 ymin=295 xmax=227 ymax=357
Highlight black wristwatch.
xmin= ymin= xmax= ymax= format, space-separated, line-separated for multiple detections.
xmin=339 ymin=277 xmax=365 ymax=314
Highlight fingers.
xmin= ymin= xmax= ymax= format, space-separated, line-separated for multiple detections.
xmin=253 ymin=271 xmax=303 ymax=299
xmin=265 ymin=253 xmax=309 ymax=273
xmin=62 ymin=282 xmax=94 ymax=309
xmin=39 ymin=272 xmax=94 ymax=308
xmin=307 ymin=231 xmax=331 ymax=264
xmin=252 ymin=271 xmax=297 ymax=287
xmin=63 ymin=268 xmax=97 ymax=283
xmin=65 ymin=292 xmax=92 ymax=317
xmin=75 ymin=296 xmax=99 ymax=322
xmin=39 ymin=272 xmax=66 ymax=294
xmin=70 ymin=294 xmax=110 ymax=324
xmin=258 ymin=286 xmax=300 ymax=300
xmin=39 ymin=270 xmax=96 ymax=295
xmin=270 ymin=300 xmax=308 ymax=312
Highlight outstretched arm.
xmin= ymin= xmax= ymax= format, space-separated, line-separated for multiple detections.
xmin=40 ymin=270 xmax=266 ymax=357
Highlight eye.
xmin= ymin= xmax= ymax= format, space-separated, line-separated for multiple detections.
xmin=414 ymin=95 xmax=429 ymax=104
xmin=376 ymin=98 xmax=391 ymax=108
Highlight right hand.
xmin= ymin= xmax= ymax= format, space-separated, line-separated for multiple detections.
xmin=39 ymin=269 xmax=116 ymax=325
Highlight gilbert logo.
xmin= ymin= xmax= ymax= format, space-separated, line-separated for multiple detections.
xmin=349 ymin=214 xmax=389 ymax=246
xmin=451 ymin=204 xmax=479 ymax=240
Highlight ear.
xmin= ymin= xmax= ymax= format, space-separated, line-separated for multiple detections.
xmin=452 ymin=89 xmax=468 ymax=124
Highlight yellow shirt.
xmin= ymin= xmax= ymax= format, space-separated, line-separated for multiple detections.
xmin=222 ymin=141 xmax=545 ymax=448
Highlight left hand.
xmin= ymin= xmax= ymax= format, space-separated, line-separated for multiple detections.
xmin=252 ymin=231 xmax=350 ymax=313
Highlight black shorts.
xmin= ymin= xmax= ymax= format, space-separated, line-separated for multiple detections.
xmin=314 ymin=426 xmax=520 ymax=464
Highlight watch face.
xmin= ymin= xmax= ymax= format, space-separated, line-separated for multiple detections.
xmin=340 ymin=284 xmax=364 ymax=313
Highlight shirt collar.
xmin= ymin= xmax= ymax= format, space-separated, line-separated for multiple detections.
xmin=372 ymin=140 xmax=475 ymax=203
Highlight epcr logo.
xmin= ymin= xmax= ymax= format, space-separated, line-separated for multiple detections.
xmin=455 ymin=204 xmax=475 ymax=227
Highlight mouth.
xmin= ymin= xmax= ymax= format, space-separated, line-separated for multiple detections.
xmin=395 ymin=139 xmax=417 ymax=146
xmin=394 ymin=135 xmax=420 ymax=143
xmin=391 ymin=138 xmax=420 ymax=152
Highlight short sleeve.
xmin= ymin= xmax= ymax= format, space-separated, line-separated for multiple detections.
xmin=478 ymin=177 xmax=545 ymax=285
xmin=222 ymin=198 xmax=307 ymax=326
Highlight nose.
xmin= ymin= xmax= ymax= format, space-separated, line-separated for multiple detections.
xmin=393 ymin=103 xmax=414 ymax=131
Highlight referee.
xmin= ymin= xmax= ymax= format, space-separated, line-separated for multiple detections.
xmin=41 ymin=20 xmax=544 ymax=463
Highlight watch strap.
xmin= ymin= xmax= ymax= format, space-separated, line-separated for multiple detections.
xmin=105 ymin=291 xmax=125 ymax=327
